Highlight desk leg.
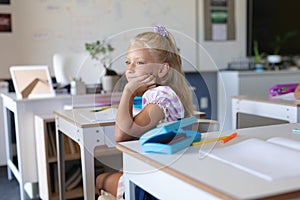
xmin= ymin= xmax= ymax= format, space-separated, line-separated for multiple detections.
xmin=3 ymin=107 xmax=26 ymax=200
xmin=232 ymin=99 xmax=238 ymax=129
xmin=56 ymin=130 xmax=65 ymax=200
xmin=123 ymin=173 xmax=137 ymax=200
xmin=3 ymin=107 xmax=12 ymax=180
xmin=80 ymin=142 xmax=95 ymax=200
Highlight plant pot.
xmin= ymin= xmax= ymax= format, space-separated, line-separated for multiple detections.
xmin=267 ymin=55 xmax=282 ymax=64
xmin=102 ymin=75 xmax=119 ymax=93
xmin=255 ymin=63 xmax=264 ymax=72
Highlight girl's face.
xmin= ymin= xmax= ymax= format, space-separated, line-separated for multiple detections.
xmin=125 ymin=46 xmax=162 ymax=82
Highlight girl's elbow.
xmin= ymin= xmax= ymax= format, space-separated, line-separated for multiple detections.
xmin=114 ymin=130 xmax=123 ymax=142
xmin=114 ymin=134 xmax=123 ymax=143
xmin=114 ymin=128 xmax=129 ymax=142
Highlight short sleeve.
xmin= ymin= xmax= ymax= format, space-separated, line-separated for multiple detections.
xmin=142 ymin=86 xmax=184 ymax=123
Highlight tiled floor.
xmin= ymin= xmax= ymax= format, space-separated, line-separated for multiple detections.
xmin=0 ymin=166 xmax=20 ymax=200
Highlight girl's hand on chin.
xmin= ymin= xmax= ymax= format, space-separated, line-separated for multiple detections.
xmin=125 ymin=74 xmax=156 ymax=96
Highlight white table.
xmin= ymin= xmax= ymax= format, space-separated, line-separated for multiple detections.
xmin=117 ymin=123 xmax=300 ymax=200
xmin=54 ymin=107 xmax=121 ymax=200
xmin=231 ymin=95 xmax=300 ymax=129
xmin=1 ymin=92 xmax=119 ymax=200
xmin=217 ymin=70 xmax=300 ymax=130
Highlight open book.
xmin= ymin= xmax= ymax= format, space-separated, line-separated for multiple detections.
xmin=201 ymin=137 xmax=300 ymax=181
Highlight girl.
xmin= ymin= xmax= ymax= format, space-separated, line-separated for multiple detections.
xmin=96 ymin=25 xmax=195 ymax=199
xmin=295 ymin=83 xmax=300 ymax=100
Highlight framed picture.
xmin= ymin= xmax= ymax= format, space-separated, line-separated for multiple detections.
xmin=0 ymin=0 xmax=10 ymax=4
xmin=10 ymin=65 xmax=55 ymax=99
xmin=0 ymin=13 xmax=12 ymax=32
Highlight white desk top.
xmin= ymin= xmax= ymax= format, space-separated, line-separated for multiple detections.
xmin=117 ymin=123 xmax=300 ymax=199
xmin=232 ymin=94 xmax=300 ymax=106
xmin=1 ymin=92 xmax=121 ymax=105
xmin=54 ymin=107 xmax=117 ymax=128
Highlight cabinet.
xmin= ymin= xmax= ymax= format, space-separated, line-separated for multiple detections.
xmin=217 ymin=70 xmax=300 ymax=130
xmin=35 ymin=114 xmax=83 ymax=200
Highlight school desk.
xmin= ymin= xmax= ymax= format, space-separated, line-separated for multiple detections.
xmin=117 ymin=123 xmax=300 ymax=200
xmin=1 ymin=92 xmax=120 ymax=200
xmin=231 ymin=95 xmax=300 ymax=129
xmin=54 ymin=107 xmax=121 ymax=200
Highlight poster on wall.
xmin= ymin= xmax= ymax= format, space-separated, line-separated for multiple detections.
xmin=204 ymin=0 xmax=235 ymax=41
xmin=210 ymin=0 xmax=227 ymax=7
xmin=0 ymin=0 xmax=10 ymax=4
xmin=210 ymin=9 xmax=228 ymax=40
xmin=0 ymin=13 xmax=12 ymax=32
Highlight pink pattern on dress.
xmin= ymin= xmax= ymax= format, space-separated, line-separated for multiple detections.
xmin=142 ymin=86 xmax=184 ymax=122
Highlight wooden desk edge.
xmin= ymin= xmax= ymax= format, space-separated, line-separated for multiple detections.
xmin=116 ymin=143 xmax=235 ymax=200
xmin=54 ymin=110 xmax=115 ymax=128
xmin=231 ymin=95 xmax=300 ymax=106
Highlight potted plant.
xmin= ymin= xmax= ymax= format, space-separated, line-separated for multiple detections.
xmin=267 ymin=30 xmax=298 ymax=68
xmin=253 ymin=40 xmax=265 ymax=71
xmin=85 ymin=40 xmax=119 ymax=92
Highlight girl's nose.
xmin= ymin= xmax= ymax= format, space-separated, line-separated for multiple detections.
xmin=126 ymin=64 xmax=135 ymax=73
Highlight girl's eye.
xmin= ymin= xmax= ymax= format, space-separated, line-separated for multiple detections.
xmin=125 ymin=61 xmax=131 ymax=65
xmin=137 ymin=61 xmax=145 ymax=65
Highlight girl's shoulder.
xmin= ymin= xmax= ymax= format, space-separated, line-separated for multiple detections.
xmin=144 ymin=85 xmax=177 ymax=97
xmin=150 ymin=85 xmax=174 ymax=92
xmin=142 ymin=85 xmax=181 ymax=105
xmin=142 ymin=86 xmax=184 ymax=122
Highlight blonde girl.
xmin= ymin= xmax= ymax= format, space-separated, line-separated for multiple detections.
xmin=96 ymin=26 xmax=194 ymax=199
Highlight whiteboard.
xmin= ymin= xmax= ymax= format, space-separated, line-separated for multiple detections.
xmin=11 ymin=0 xmax=197 ymax=79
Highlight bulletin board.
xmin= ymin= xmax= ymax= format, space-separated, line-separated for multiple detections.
xmin=204 ymin=0 xmax=235 ymax=41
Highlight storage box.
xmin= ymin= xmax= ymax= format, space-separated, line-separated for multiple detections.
xmin=139 ymin=117 xmax=201 ymax=154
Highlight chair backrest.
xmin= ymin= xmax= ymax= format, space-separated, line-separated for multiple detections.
xmin=193 ymin=119 xmax=220 ymax=133
xmin=53 ymin=52 xmax=106 ymax=85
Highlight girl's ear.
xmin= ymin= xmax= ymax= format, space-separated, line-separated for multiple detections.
xmin=158 ymin=63 xmax=170 ymax=78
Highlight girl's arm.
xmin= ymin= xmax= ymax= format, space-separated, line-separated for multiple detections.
xmin=114 ymin=74 xmax=164 ymax=142
xmin=295 ymin=84 xmax=300 ymax=100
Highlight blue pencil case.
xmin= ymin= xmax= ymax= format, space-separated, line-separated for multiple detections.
xmin=139 ymin=116 xmax=201 ymax=154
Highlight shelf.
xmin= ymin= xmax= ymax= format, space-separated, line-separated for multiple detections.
xmin=35 ymin=114 xmax=83 ymax=200
xmin=48 ymin=153 xmax=81 ymax=163
xmin=50 ymin=186 xmax=83 ymax=200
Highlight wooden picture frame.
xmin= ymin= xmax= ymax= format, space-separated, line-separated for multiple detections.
xmin=0 ymin=0 xmax=10 ymax=4
xmin=0 ymin=13 xmax=12 ymax=32
xmin=10 ymin=65 xmax=55 ymax=99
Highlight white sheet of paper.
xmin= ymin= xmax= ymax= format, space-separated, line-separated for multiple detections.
xmin=212 ymin=24 xmax=227 ymax=41
xmin=271 ymin=92 xmax=300 ymax=101
xmin=79 ymin=108 xmax=118 ymax=123
xmin=201 ymin=138 xmax=300 ymax=181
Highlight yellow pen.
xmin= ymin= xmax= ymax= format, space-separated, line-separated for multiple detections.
xmin=192 ymin=136 xmax=228 ymax=146
xmin=91 ymin=105 xmax=118 ymax=112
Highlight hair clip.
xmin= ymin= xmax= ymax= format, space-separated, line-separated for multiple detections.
xmin=153 ymin=25 xmax=168 ymax=37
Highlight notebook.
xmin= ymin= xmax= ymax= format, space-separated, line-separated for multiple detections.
xmin=200 ymin=137 xmax=300 ymax=181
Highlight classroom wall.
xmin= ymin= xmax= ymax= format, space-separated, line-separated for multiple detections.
xmin=0 ymin=0 xmax=246 ymax=79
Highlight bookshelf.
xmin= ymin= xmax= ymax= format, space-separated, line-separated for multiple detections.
xmin=34 ymin=114 xmax=83 ymax=200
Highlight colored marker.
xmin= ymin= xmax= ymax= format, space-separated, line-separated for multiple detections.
xmin=192 ymin=136 xmax=228 ymax=146
xmin=292 ymin=128 xmax=300 ymax=134
xmin=168 ymin=134 xmax=186 ymax=144
xmin=221 ymin=132 xmax=238 ymax=144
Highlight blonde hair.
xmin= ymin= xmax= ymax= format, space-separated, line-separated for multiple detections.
xmin=129 ymin=30 xmax=194 ymax=117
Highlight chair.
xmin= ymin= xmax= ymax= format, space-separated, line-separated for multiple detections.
xmin=194 ymin=118 xmax=220 ymax=133
xmin=52 ymin=52 xmax=105 ymax=85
